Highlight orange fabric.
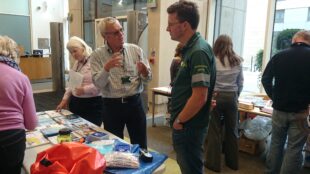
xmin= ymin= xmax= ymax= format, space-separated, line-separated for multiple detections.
xmin=31 ymin=142 xmax=105 ymax=174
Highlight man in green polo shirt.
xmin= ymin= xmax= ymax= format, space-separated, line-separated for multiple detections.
xmin=166 ymin=1 xmax=216 ymax=174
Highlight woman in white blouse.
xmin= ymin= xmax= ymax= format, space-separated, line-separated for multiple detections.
xmin=56 ymin=36 xmax=103 ymax=126
xmin=205 ymin=35 xmax=244 ymax=172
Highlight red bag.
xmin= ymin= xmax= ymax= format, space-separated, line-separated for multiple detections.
xmin=30 ymin=142 xmax=106 ymax=174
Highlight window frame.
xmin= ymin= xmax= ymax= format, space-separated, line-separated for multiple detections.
xmin=307 ymin=7 xmax=310 ymax=21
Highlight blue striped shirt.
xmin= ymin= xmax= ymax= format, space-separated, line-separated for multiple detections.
xmin=90 ymin=43 xmax=151 ymax=98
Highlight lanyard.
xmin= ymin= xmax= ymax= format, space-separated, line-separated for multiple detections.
xmin=75 ymin=58 xmax=88 ymax=72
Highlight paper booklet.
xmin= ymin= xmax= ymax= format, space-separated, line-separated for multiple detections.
xmin=26 ymin=131 xmax=49 ymax=148
xmin=68 ymin=70 xmax=83 ymax=89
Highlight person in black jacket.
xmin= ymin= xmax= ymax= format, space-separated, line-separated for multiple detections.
xmin=262 ymin=30 xmax=310 ymax=174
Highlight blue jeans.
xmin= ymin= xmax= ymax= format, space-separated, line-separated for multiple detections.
xmin=173 ymin=127 xmax=208 ymax=174
xmin=266 ymin=109 xmax=308 ymax=174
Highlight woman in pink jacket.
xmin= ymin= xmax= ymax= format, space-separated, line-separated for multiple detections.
xmin=0 ymin=35 xmax=38 ymax=174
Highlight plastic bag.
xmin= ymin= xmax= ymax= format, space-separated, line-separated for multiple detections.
xmin=87 ymin=139 xmax=115 ymax=155
xmin=243 ymin=115 xmax=272 ymax=141
xmin=30 ymin=142 xmax=106 ymax=174
xmin=105 ymin=152 xmax=140 ymax=168
xmin=304 ymin=135 xmax=310 ymax=168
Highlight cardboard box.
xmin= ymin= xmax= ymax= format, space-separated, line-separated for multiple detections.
xmin=238 ymin=102 xmax=254 ymax=110
xmin=239 ymin=134 xmax=265 ymax=155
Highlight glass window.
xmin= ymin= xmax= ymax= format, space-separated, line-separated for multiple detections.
xmin=271 ymin=0 xmax=310 ymax=57
xmin=213 ymin=0 xmax=269 ymax=94
xmin=97 ymin=0 xmax=112 ymax=18
xmin=84 ymin=22 xmax=95 ymax=49
xmin=308 ymin=7 xmax=310 ymax=21
xmin=83 ymin=0 xmax=147 ymax=49
xmin=275 ymin=10 xmax=285 ymax=23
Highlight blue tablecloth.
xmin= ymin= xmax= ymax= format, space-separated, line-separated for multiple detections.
xmin=103 ymin=141 xmax=168 ymax=174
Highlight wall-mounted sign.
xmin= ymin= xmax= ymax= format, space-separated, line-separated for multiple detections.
xmin=147 ymin=0 xmax=157 ymax=8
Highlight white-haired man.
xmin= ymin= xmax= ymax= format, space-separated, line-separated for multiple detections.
xmin=90 ymin=17 xmax=151 ymax=149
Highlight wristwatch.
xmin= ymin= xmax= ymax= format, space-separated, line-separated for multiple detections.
xmin=176 ymin=118 xmax=184 ymax=125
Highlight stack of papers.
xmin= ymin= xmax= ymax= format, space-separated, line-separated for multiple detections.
xmin=260 ymin=100 xmax=273 ymax=114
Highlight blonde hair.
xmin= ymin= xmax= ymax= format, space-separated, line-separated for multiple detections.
xmin=98 ymin=17 xmax=118 ymax=38
xmin=292 ymin=30 xmax=310 ymax=45
xmin=66 ymin=36 xmax=92 ymax=57
xmin=0 ymin=35 xmax=19 ymax=62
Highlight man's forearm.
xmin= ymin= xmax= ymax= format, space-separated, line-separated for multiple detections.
xmin=177 ymin=87 xmax=208 ymax=123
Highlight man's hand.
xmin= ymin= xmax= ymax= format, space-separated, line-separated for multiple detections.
xmin=173 ymin=119 xmax=184 ymax=130
xmin=210 ymin=99 xmax=216 ymax=111
xmin=104 ymin=52 xmax=123 ymax=72
xmin=137 ymin=61 xmax=148 ymax=77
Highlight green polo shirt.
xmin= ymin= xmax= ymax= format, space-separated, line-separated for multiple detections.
xmin=170 ymin=32 xmax=216 ymax=128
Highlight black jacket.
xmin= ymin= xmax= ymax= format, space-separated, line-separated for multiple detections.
xmin=262 ymin=42 xmax=310 ymax=112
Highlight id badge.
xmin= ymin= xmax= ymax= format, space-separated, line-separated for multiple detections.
xmin=121 ymin=76 xmax=131 ymax=84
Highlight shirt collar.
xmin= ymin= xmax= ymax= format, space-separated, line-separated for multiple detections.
xmin=291 ymin=42 xmax=310 ymax=47
xmin=181 ymin=32 xmax=200 ymax=56
xmin=106 ymin=43 xmax=125 ymax=54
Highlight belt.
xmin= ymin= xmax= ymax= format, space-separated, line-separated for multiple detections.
xmin=103 ymin=94 xmax=140 ymax=104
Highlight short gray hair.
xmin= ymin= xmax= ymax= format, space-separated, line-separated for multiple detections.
xmin=66 ymin=36 xmax=92 ymax=57
xmin=98 ymin=17 xmax=118 ymax=38
xmin=0 ymin=35 xmax=18 ymax=62
xmin=292 ymin=30 xmax=310 ymax=45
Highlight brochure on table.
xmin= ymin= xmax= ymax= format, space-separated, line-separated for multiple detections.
xmin=26 ymin=110 xmax=99 ymax=148
xmin=25 ymin=110 xmax=168 ymax=174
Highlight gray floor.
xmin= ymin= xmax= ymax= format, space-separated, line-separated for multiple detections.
xmin=32 ymin=80 xmax=53 ymax=93
xmin=146 ymin=123 xmax=310 ymax=174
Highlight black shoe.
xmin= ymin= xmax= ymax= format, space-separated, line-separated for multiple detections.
xmin=226 ymin=164 xmax=238 ymax=171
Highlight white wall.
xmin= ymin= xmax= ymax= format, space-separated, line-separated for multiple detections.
xmin=0 ymin=0 xmax=28 ymax=15
xmin=148 ymin=0 xmax=209 ymax=106
xmin=31 ymin=0 xmax=68 ymax=52
xmin=158 ymin=0 xmax=208 ymax=87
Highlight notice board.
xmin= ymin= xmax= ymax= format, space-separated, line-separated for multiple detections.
xmin=0 ymin=14 xmax=31 ymax=53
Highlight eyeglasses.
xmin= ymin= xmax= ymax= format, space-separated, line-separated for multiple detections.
xmin=105 ymin=28 xmax=124 ymax=37
xmin=167 ymin=21 xmax=183 ymax=28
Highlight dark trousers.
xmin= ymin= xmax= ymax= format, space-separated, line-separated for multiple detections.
xmin=103 ymin=94 xmax=147 ymax=149
xmin=0 ymin=129 xmax=26 ymax=174
xmin=69 ymin=96 xmax=104 ymax=126
xmin=205 ymin=91 xmax=239 ymax=171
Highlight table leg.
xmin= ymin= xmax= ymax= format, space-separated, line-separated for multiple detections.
xmin=152 ymin=91 xmax=156 ymax=127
